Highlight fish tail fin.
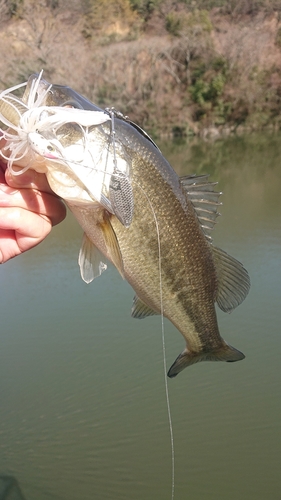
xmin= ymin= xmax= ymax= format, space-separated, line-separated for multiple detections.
xmin=167 ymin=343 xmax=245 ymax=378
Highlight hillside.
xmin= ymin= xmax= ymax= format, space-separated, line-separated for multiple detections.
xmin=1 ymin=0 xmax=281 ymax=137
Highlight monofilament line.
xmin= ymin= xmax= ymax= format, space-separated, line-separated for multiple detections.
xmin=155 ymin=213 xmax=175 ymax=500
xmin=136 ymin=183 xmax=175 ymax=500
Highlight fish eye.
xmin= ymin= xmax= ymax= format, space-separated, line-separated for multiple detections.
xmin=47 ymin=145 xmax=54 ymax=152
xmin=39 ymin=110 xmax=49 ymax=121
xmin=62 ymin=100 xmax=83 ymax=109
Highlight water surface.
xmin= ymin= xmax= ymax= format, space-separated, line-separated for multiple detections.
xmin=0 ymin=133 xmax=280 ymax=499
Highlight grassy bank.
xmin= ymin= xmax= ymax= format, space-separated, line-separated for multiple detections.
xmin=1 ymin=0 xmax=281 ymax=137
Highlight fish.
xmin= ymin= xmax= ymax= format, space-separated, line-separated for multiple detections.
xmin=0 ymin=74 xmax=250 ymax=377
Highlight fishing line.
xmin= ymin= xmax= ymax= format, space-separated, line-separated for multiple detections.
xmin=132 ymin=180 xmax=175 ymax=500
xmin=0 ymin=89 xmax=176 ymax=497
xmin=35 ymin=116 xmax=176 ymax=497
xmin=110 ymin=118 xmax=175 ymax=499
xmin=108 ymin=108 xmax=118 ymax=171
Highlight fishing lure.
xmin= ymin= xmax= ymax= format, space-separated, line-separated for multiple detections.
xmin=0 ymin=72 xmax=134 ymax=227
xmin=107 ymin=108 xmax=134 ymax=228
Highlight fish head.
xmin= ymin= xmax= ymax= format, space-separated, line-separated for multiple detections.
xmin=24 ymin=74 xmax=104 ymax=112
xmin=1 ymin=74 xmax=134 ymax=223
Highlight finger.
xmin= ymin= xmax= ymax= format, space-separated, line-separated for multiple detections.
xmin=5 ymin=167 xmax=54 ymax=194
xmin=0 ymin=228 xmax=23 ymax=263
xmin=0 ymin=183 xmax=66 ymax=226
xmin=0 ymin=207 xmax=52 ymax=263
xmin=0 ymin=142 xmax=53 ymax=192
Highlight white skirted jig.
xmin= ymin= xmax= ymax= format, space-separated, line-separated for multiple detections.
xmin=0 ymin=72 xmax=134 ymax=227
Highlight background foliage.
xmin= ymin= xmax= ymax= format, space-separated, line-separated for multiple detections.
xmin=1 ymin=0 xmax=281 ymax=137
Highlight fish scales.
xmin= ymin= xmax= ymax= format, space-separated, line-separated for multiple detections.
xmin=0 ymin=74 xmax=250 ymax=377
xmin=69 ymin=119 xmax=223 ymax=357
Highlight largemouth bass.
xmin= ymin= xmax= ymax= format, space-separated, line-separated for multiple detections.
xmin=0 ymin=74 xmax=250 ymax=377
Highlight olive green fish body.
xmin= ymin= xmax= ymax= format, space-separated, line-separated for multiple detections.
xmin=67 ymin=118 xmax=249 ymax=376
xmin=0 ymin=75 xmax=250 ymax=377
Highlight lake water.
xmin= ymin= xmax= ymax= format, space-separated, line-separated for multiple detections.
xmin=0 ymin=133 xmax=280 ymax=500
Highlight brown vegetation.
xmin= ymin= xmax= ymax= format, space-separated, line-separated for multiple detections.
xmin=1 ymin=0 xmax=281 ymax=137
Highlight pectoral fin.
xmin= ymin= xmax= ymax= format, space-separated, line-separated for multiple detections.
xmin=100 ymin=214 xmax=124 ymax=277
xmin=168 ymin=343 xmax=245 ymax=378
xmin=78 ymin=233 xmax=107 ymax=283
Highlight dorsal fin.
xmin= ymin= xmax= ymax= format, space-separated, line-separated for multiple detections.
xmin=105 ymin=107 xmax=161 ymax=151
xmin=180 ymin=174 xmax=222 ymax=241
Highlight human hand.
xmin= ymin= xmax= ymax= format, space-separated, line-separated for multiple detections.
xmin=0 ymin=158 xmax=66 ymax=263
